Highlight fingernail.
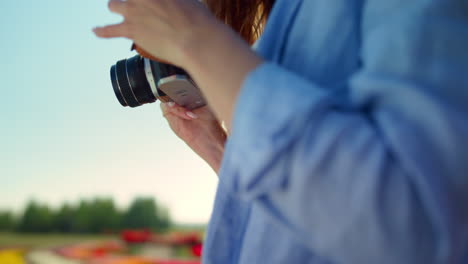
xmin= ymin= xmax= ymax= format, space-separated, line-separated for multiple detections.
xmin=167 ymin=102 xmax=175 ymax=107
xmin=186 ymin=111 xmax=198 ymax=119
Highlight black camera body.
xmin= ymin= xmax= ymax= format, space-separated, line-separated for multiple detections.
xmin=110 ymin=55 xmax=206 ymax=110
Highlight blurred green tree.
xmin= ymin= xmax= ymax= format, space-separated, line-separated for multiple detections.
xmin=0 ymin=210 xmax=16 ymax=231
xmin=70 ymin=198 xmax=122 ymax=233
xmin=87 ymin=197 xmax=121 ymax=233
xmin=54 ymin=203 xmax=75 ymax=233
xmin=17 ymin=201 xmax=54 ymax=233
xmin=122 ymin=197 xmax=171 ymax=231
xmin=71 ymin=200 xmax=92 ymax=233
xmin=6 ymin=197 xmax=171 ymax=234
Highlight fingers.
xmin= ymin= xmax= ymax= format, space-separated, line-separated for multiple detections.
xmin=160 ymin=102 xmax=198 ymax=120
xmin=191 ymin=105 xmax=217 ymax=120
xmin=93 ymin=0 xmax=132 ymax=38
xmin=93 ymin=23 xmax=130 ymax=39
xmin=108 ymin=0 xmax=127 ymax=15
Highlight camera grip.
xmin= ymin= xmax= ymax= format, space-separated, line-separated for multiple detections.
xmin=158 ymin=76 xmax=206 ymax=110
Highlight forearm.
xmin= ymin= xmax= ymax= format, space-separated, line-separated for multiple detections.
xmin=181 ymin=22 xmax=263 ymax=129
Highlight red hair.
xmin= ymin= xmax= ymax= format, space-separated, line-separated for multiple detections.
xmin=204 ymin=0 xmax=275 ymax=45
xmin=133 ymin=1 xmax=275 ymax=61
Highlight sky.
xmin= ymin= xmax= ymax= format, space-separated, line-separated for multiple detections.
xmin=0 ymin=0 xmax=218 ymax=224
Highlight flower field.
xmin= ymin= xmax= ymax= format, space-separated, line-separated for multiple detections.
xmin=0 ymin=231 xmax=202 ymax=264
xmin=0 ymin=248 xmax=26 ymax=264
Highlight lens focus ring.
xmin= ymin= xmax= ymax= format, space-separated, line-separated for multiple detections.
xmin=115 ymin=59 xmax=140 ymax=107
xmin=111 ymin=65 xmax=128 ymax=106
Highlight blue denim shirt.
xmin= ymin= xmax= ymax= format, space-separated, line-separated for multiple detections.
xmin=203 ymin=0 xmax=468 ymax=263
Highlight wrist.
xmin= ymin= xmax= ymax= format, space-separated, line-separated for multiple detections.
xmin=177 ymin=16 xmax=224 ymax=69
xmin=189 ymin=121 xmax=227 ymax=173
xmin=199 ymin=141 xmax=225 ymax=173
xmin=178 ymin=21 xmax=263 ymax=127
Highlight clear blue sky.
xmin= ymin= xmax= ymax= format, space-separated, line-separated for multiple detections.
xmin=0 ymin=0 xmax=217 ymax=224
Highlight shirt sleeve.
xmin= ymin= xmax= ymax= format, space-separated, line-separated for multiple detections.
xmin=219 ymin=0 xmax=468 ymax=263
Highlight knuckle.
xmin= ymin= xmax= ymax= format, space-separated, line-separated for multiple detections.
xmin=172 ymin=110 xmax=184 ymax=118
xmin=174 ymin=108 xmax=185 ymax=115
xmin=108 ymin=0 xmax=120 ymax=11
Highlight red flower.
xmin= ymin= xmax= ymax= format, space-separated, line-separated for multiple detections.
xmin=121 ymin=229 xmax=152 ymax=244
xmin=191 ymin=244 xmax=202 ymax=257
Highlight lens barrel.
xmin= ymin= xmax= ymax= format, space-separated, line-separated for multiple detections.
xmin=110 ymin=55 xmax=157 ymax=107
xmin=110 ymin=55 xmax=205 ymax=110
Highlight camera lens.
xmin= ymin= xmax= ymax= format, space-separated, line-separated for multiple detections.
xmin=110 ymin=55 xmax=157 ymax=107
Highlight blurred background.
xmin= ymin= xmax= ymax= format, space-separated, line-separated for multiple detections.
xmin=0 ymin=1 xmax=217 ymax=263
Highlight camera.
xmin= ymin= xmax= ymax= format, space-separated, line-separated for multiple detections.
xmin=110 ymin=55 xmax=206 ymax=110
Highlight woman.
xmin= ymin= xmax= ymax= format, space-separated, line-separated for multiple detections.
xmin=94 ymin=0 xmax=468 ymax=263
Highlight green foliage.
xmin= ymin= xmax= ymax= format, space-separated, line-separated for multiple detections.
xmin=72 ymin=198 xmax=121 ymax=233
xmin=5 ymin=197 xmax=172 ymax=234
xmin=0 ymin=211 xmax=15 ymax=231
xmin=17 ymin=201 xmax=54 ymax=233
xmin=88 ymin=198 xmax=121 ymax=233
xmin=122 ymin=197 xmax=162 ymax=231
xmin=54 ymin=203 xmax=75 ymax=233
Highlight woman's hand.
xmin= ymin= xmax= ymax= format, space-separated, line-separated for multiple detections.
xmin=93 ymin=0 xmax=219 ymax=67
xmin=160 ymin=102 xmax=227 ymax=173
xmin=94 ymin=0 xmax=263 ymax=131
